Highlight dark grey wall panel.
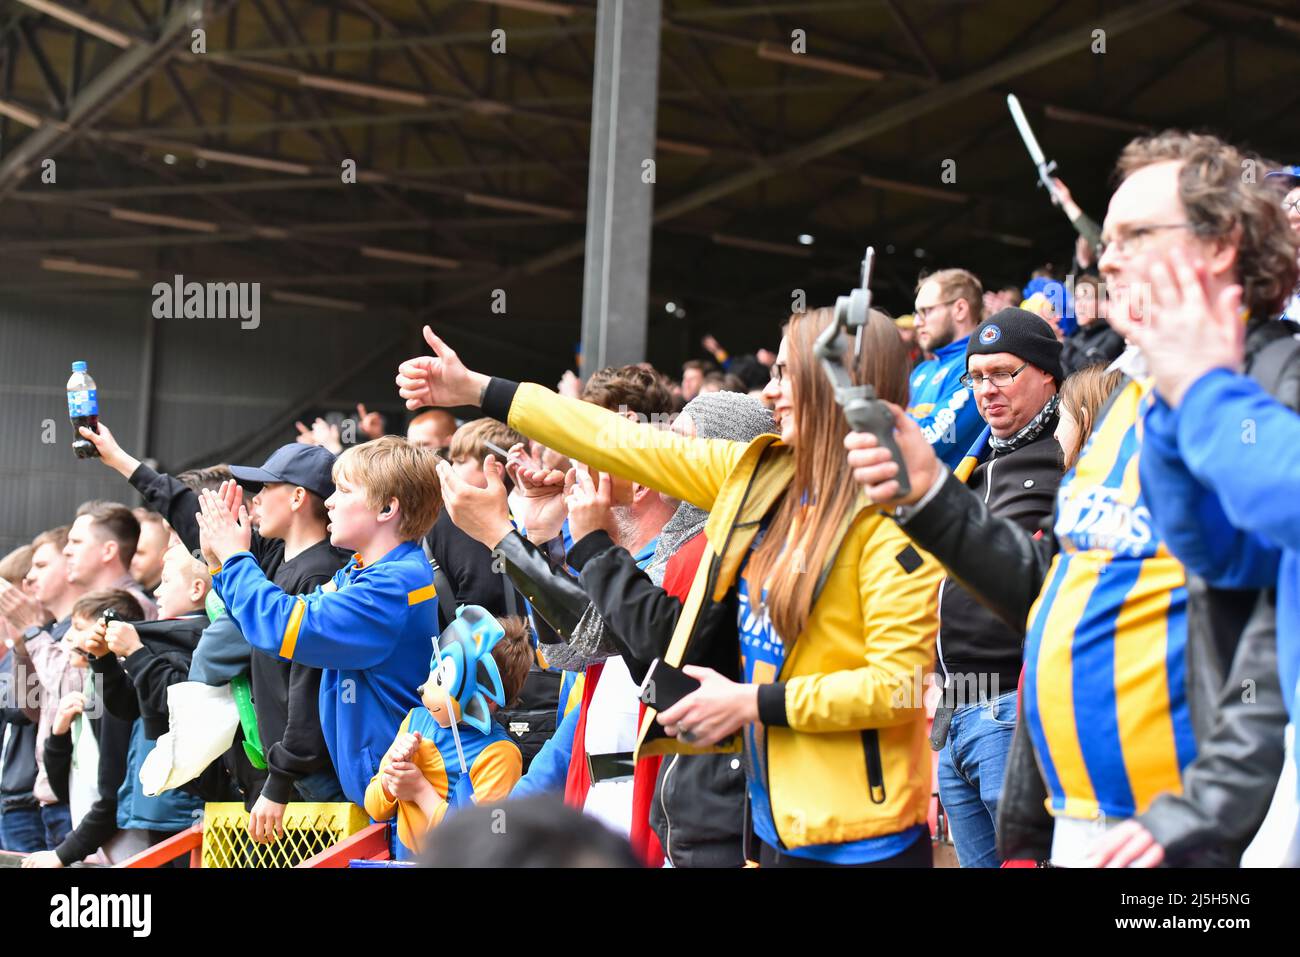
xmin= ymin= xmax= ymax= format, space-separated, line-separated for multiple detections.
xmin=0 ymin=295 xmax=417 ymax=556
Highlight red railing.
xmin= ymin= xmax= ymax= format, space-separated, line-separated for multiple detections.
xmin=296 ymin=822 xmax=390 ymax=868
xmin=118 ymin=824 xmax=203 ymax=869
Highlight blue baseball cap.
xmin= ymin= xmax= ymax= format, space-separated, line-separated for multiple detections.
xmin=229 ymin=444 xmax=336 ymax=500
xmin=1266 ymin=165 xmax=1300 ymax=182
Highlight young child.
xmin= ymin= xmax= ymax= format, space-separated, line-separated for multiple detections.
xmin=95 ymin=542 xmax=212 ymax=739
xmin=197 ymin=435 xmax=443 ymax=807
xmin=365 ymin=609 xmax=532 ymax=859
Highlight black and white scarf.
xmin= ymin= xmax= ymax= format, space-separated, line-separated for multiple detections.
xmin=988 ymin=394 xmax=1060 ymax=454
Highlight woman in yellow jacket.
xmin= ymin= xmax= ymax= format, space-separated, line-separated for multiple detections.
xmin=397 ymin=308 xmax=943 ymax=867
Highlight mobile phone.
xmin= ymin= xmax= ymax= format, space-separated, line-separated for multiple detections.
xmin=639 ymin=657 xmax=701 ymax=712
xmin=483 ymin=440 xmax=511 ymax=459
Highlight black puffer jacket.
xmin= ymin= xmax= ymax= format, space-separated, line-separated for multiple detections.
xmin=1061 ymin=320 xmax=1125 ymax=375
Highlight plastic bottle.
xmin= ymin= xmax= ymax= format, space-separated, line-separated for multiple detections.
xmin=67 ymin=360 xmax=100 ymax=459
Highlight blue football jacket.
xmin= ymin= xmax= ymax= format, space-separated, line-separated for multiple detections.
xmin=1140 ymin=368 xmax=1300 ymax=796
xmin=906 ymin=336 xmax=985 ymax=469
xmin=213 ymin=541 xmax=439 ymax=806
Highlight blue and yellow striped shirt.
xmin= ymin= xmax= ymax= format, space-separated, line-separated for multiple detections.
xmin=1023 ymin=378 xmax=1193 ymax=820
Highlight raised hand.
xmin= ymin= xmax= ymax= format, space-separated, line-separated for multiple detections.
xmin=296 ymin=417 xmax=342 ymax=454
xmin=396 ymin=327 xmax=491 ymax=411
xmin=557 ymin=370 xmax=582 ymax=399
xmin=844 ymin=403 xmax=939 ymax=507
xmin=195 ymin=487 xmax=253 ymax=565
xmin=564 ymin=469 xmax=618 ymax=542
xmin=356 ymin=403 xmax=386 ymax=440
xmin=514 ymin=464 xmax=569 ymax=544
xmin=104 ymin=620 xmax=143 ymax=658
xmin=0 ymin=578 xmax=47 ymax=632
xmin=436 ymin=455 xmax=513 ymax=548
xmin=503 ymin=441 xmax=542 ymax=489
xmin=75 ymin=420 xmax=141 ymax=478
xmin=1131 ymin=246 xmax=1245 ymax=408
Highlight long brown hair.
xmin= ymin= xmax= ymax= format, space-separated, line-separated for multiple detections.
xmin=743 ymin=307 xmax=909 ymax=643
xmin=1058 ymin=364 xmax=1124 ymax=471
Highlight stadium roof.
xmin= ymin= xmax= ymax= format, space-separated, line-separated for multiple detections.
xmin=1 ymin=0 xmax=1298 ymax=368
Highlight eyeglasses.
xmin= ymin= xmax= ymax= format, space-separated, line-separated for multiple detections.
xmin=960 ymin=362 xmax=1028 ymax=390
xmin=1098 ymin=222 xmax=1199 ymax=257
xmin=914 ymin=299 xmax=957 ymax=321
xmin=1284 ymin=197 xmax=1300 ymax=214
xmin=769 ymin=361 xmax=788 ymax=384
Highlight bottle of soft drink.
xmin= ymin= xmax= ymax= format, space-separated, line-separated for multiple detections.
xmin=67 ymin=360 xmax=100 ymax=459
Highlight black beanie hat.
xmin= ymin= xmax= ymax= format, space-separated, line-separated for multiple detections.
xmin=966 ymin=307 xmax=1064 ymax=383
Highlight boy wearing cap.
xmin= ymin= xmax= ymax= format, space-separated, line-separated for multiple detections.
xmin=226 ymin=445 xmax=348 ymax=839
xmin=77 ymin=424 xmax=347 ymax=828
xmin=198 ymin=436 xmax=443 ymax=808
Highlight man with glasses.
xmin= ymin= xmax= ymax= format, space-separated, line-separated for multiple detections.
xmin=846 ymin=130 xmax=1300 ymax=866
xmin=1266 ymin=164 xmax=1300 ymax=321
xmin=933 ymin=308 xmax=1065 ymax=867
xmin=908 ymin=268 xmax=987 ymax=468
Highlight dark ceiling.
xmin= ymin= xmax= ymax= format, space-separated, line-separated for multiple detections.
xmin=1 ymin=0 xmax=1298 ymax=375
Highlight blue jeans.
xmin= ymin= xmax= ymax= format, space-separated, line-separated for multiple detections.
xmin=41 ymin=803 xmax=73 ymax=849
xmin=293 ymin=769 xmax=347 ymax=803
xmin=0 ymin=804 xmax=47 ymax=852
xmin=937 ymin=690 xmax=1017 ymax=868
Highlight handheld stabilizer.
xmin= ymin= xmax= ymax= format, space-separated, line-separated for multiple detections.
xmin=815 ymin=246 xmax=911 ymax=499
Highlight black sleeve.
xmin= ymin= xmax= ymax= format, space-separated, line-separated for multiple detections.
xmin=569 ymin=530 xmax=683 ymax=684
xmin=492 ymin=530 xmax=589 ymax=639
xmin=128 ymin=462 xmax=273 ymax=565
xmin=481 ymin=377 xmax=521 ymax=423
xmin=89 ymin=653 xmax=141 ymax=723
xmin=44 ymin=730 xmax=73 ymax=805
xmin=995 ymin=705 xmax=1055 ymax=863
xmin=1137 ymin=591 xmax=1289 ymax=865
xmin=429 ymin=511 xmax=511 ymax=616
xmin=129 ymin=463 xmax=203 ymax=554
xmin=120 ymin=647 xmax=190 ymax=739
xmin=55 ymin=713 xmax=132 ymax=866
xmin=261 ymin=661 xmax=332 ymax=804
xmin=899 ymin=472 xmax=1058 ymax=632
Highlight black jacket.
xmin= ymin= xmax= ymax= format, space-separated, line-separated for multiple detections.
xmin=46 ymin=705 xmax=134 ymax=865
xmin=112 ymin=616 xmax=207 ymax=738
xmin=901 ymin=320 xmax=1300 ymax=863
xmin=567 ymin=530 xmax=746 ymax=868
xmin=1 ymin=646 xmax=42 ymax=813
xmin=426 ymin=510 xmax=518 ymax=620
xmin=938 ymin=424 xmax=1062 ymax=696
xmin=1137 ymin=589 xmax=1287 ymax=866
xmin=1061 ymin=320 xmax=1125 ymax=375
xmin=129 ymin=462 xmax=345 ymax=804
xmin=254 ymin=538 xmax=344 ymax=804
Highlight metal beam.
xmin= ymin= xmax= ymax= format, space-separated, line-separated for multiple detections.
xmin=579 ymin=0 xmax=662 ymax=373
xmin=0 ymin=0 xmax=202 ymax=200
xmin=420 ymin=0 xmax=1193 ymax=321
xmin=16 ymin=18 xmax=66 ymax=114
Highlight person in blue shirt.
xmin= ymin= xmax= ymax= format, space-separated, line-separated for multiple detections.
xmin=908 ymin=268 xmax=987 ymax=468
xmin=1090 ymin=161 xmax=1300 ymax=867
xmin=195 ymin=436 xmax=445 ymax=808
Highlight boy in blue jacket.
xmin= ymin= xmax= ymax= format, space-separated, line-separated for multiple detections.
xmin=196 ymin=436 xmax=443 ymax=807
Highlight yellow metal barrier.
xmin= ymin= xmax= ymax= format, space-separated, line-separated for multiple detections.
xmin=200 ymin=802 xmax=371 ymax=868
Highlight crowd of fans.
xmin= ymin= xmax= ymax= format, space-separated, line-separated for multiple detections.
xmin=2 ymin=127 xmax=1300 ymax=868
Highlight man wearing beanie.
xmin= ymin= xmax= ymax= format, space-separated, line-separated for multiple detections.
xmin=931 ymin=307 xmax=1065 ymax=867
